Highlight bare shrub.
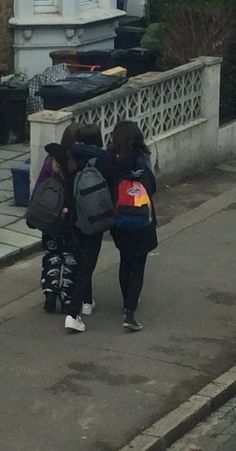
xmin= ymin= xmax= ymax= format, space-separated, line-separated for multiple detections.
xmin=160 ymin=5 xmax=235 ymax=67
xmin=146 ymin=0 xmax=236 ymax=121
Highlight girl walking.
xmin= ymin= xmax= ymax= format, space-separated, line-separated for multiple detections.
xmin=33 ymin=123 xmax=82 ymax=314
xmin=111 ymin=121 xmax=158 ymax=331
xmin=64 ymin=124 xmax=116 ymax=332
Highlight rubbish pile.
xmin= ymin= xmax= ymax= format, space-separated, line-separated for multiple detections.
xmin=0 ymin=46 xmax=157 ymax=144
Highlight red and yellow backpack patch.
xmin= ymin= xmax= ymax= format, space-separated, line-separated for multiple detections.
xmin=115 ymin=180 xmax=152 ymax=229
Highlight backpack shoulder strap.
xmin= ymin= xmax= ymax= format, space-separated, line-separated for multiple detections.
xmin=73 ymin=170 xmax=82 ymax=196
xmin=87 ymin=157 xmax=97 ymax=168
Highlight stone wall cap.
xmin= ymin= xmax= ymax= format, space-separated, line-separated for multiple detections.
xmin=28 ymin=110 xmax=73 ymax=124
xmin=191 ymin=56 xmax=223 ymax=66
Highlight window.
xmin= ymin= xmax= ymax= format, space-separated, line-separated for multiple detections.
xmin=80 ymin=0 xmax=98 ymax=8
xmin=34 ymin=0 xmax=59 ymax=13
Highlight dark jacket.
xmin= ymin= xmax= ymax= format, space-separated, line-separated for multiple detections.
xmin=111 ymin=151 xmax=158 ymax=257
xmin=71 ymin=143 xmax=116 ymax=190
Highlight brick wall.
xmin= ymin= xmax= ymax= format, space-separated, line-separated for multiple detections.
xmin=0 ymin=0 xmax=14 ymax=72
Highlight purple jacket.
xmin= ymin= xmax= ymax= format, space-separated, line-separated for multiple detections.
xmin=35 ymin=156 xmax=53 ymax=187
xmin=31 ymin=156 xmax=53 ymax=200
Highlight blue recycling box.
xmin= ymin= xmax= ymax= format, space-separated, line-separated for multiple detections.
xmin=117 ymin=0 xmax=125 ymax=9
xmin=11 ymin=161 xmax=30 ymax=207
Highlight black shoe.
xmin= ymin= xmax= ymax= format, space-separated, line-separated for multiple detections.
xmin=44 ymin=294 xmax=57 ymax=313
xmin=123 ymin=310 xmax=143 ymax=332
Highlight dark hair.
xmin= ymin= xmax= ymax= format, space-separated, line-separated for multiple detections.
xmin=111 ymin=121 xmax=150 ymax=158
xmin=60 ymin=122 xmax=82 ymax=151
xmin=60 ymin=122 xmax=103 ymax=152
xmin=76 ymin=123 xmax=103 ymax=147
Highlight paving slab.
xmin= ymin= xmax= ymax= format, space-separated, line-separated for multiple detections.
xmin=6 ymin=219 xmax=42 ymax=238
xmin=0 ymin=143 xmax=29 ymax=153
xmin=0 ymin=214 xmax=17 ymax=228
xmin=0 ymin=160 xmax=19 ymax=169
xmin=0 ymin=168 xmax=11 ymax=180
xmin=0 ymin=229 xmax=40 ymax=248
xmin=0 ymin=149 xmax=24 ymax=160
xmin=0 ymin=190 xmax=13 ymax=202
xmin=0 ymin=200 xmax=26 ymax=217
xmin=15 ymin=153 xmax=31 ymax=161
xmin=0 ymin=178 xmax=13 ymax=191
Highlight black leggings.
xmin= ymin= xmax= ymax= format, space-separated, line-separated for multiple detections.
xmin=119 ymin=253 xmax=147 ymax=312
xmin=69 ymin=232 xmax=103 ymax=317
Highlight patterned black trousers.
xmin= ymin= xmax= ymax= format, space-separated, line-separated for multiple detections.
xmin=41 ymin=234 xmax=77 ymax=308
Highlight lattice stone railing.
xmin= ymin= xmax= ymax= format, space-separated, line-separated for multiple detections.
xmin=30 ymin=57 xmax=223 ymax=188
xmin=63 ymin=60 xmax=204 ymax=145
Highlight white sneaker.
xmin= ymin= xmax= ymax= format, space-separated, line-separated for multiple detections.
xmin=82 ymin=300 xmax=96 ymax=316
xmin=65 ymin=315 xmax=86 ymax=332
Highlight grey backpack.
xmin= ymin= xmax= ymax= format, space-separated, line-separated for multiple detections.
xmin=26 ymin=174 xmax=65 ymax=235
xmin=73 ymin=159 xmax=115 ymax=235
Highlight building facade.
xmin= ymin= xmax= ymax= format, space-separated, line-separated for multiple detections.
xmin=9 ymin=0 xmax=125 ymax=78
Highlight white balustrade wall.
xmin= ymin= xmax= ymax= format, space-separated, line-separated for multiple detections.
xmin=67 ymin=63 xmax=203 ymax=146
xmin=29 ymin=56 xmax=223 ymax=189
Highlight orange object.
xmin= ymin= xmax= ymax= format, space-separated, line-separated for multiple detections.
xmin=67 ymin=63 xmax=101 ymax=74
xmin=102 ymin=66 xmax=127 ymax=78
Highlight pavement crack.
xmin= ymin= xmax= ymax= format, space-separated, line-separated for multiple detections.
xmin=0 ymin=330 xmax=212 ymax=376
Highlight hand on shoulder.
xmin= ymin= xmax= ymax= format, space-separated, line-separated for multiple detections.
xmin=52 ymin=159 xmax=61 ymax=173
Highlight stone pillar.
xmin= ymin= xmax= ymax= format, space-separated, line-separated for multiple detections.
xmin=200 ymin=57 xmax=222 ymax=125
xmin=198 ymin=56 xmax=223 ymax=165
xmin=29 ymin=110 xmax=73 ymax=191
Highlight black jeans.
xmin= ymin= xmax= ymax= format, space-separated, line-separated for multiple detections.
xmin=119 ymin=253 xmax=147 ymax=312
xmin=41 ymin=234 xmax=77 ymax=307
xmin=69 ymin=231 xmax=103 ymax=317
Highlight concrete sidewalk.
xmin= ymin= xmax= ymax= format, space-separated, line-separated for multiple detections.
xmin=0 ymin=143 xmax=41 ymax=264
xmin=0 ymin=161 xmax=236 ymax=451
